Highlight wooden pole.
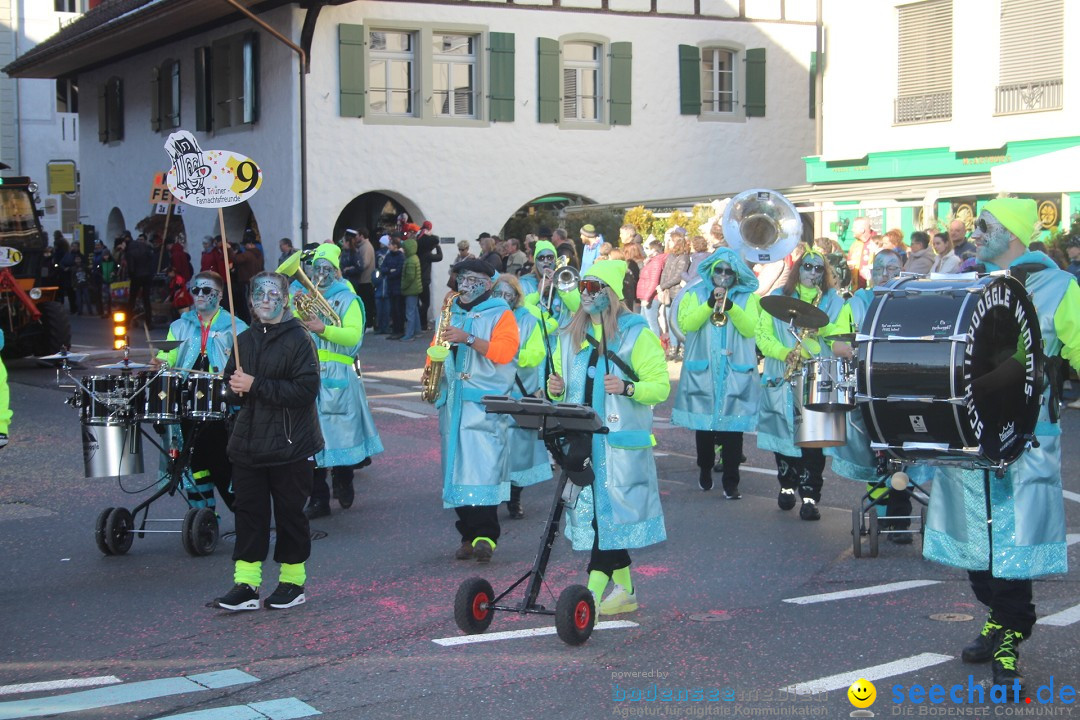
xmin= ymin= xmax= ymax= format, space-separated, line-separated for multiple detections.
xmin=217 ymin=207 xmax=242 ymax=371
xmin=157 ymin=199 xmax=173 ymax=274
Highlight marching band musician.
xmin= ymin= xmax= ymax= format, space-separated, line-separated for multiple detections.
xmin=519 ymin=240 xmax=580 ymax=330
xmin=672 ymin=247 xmax=761 ymax=497
xmin=429 ymin=259 xmax=520 ymax=562
xmin=491 ymin=273 xmax=555 ymax=520
xmin=211 ymin=272 xmax=323 ymax=611
xmin=827 ymin=250 xmax=913 ymax=543
xmin=153 ymin=271 xmax=248 ymax=510
xmin=294 ymin=244 xmax=383 ymax=519
xmin=0 ymin=328 xmax=10 ymax=449
xmin=546 ymin=260 xmax=669 ymax=616
xmin=924 ymin=199 xmax=1080 ymax=691
xmin=755 ymin=247 xmax=845 ymax=521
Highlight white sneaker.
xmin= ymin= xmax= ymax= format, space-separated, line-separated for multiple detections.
xmin=1068 ymin=399 xmax=1080 ymax=410
xmin=599 ymin=585 xmax=638 ymax=615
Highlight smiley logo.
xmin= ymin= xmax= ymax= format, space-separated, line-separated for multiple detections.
xmin=848 ymin=678 xmax=876 ymax=708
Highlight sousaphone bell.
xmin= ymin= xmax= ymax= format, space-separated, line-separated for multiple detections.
xmin=721 ymin=188 xmax=802 ymax=265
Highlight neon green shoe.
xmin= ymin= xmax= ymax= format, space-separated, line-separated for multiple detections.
xmin=599 ymin=585 xmax=638 ymax=615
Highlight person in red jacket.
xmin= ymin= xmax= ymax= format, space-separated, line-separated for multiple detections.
xmin=635 ymin=238 xmax=666 ymax=338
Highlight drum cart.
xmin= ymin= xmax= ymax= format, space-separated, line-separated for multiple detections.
xmin=851 ymin=457 xmax=930 ymax=558
xmin=452 ymin=397 xmax=606 ymax=646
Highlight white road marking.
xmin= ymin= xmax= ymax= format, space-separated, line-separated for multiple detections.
xmin=1067 ymin=533 xmax=1080 ymax=547
xmin=0 ymin=677 xmax=121 ymax=696
xmin=371 ymin=407 xmax=427 ymax=419
xmin=432 ymin=620 xmax=638 ymax=646
xmin=1037 ymin=602 xmax=1080 ymax=627
xmin=780 ymin=653 xmax=953 ymax=695
xmin=153 ymin=697 xmax=321 ymax=719
xmin=783 ymin=580 xmax=941 ymax=605
xmin=1062 ymin=490 xmax=1080 ymax=504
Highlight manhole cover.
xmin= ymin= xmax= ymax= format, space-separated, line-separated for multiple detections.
xmin=689 ymin=612 xmax=732 ymax=622
xmin=220 ymin=529 xmax=327 ymax=544
xmin=929 ymin=613 xmax=973 ymax=622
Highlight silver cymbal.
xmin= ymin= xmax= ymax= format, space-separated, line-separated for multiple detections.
xmin=97 ymin=361 xmax=153 ymax=370
xmin=759 ymin=295 xmax=830 ymax=329
xmin=148 ymin=339 xmax=183 ymax=351
xmin=185 ymin=369 xmax=223 ymax=378
xmin=38 ymin=350 xmax=89 ymax=362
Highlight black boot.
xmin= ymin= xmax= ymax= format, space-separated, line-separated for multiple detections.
xmin=961 ymin=614 xmax=1003 ymax=663
xmin=507 ymin=485 xmax=524 ymax=519
xmin=799 ymin=498 xmax=821 ymax=521
xmin=991 ymin=629 xmax=1025 ymax=693
xmin=698 ymin=466 xmax=713 ymax=491
xmin=304 ymin=498 xmax=330 ymax=519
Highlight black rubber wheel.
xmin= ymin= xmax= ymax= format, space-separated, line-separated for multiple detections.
xmin=181 ymin=508 xmax=198 ymax=556
xmin=868 ymin=511 xmax=880 ymax=559
xmin=851 ymin=507 xmax=863 ymax=558
xmin=104 ymin=507 xmax=134 ymax=555
xmin=555 ymin=584 xmax=596 ymax=646
xmin=454 ymin=577 xmax=495 ymax=635
xmin=32 ymin=301 xmax=72 ymax=357
xmin=94 ymin=507 xmax=115 ymax=556
xmin=188 ymin=508 xmax=219 ymax=556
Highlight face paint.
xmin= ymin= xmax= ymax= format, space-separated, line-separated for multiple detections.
xmin=871 ymin=255 xmax=902 ymax=286
xmin=712 ymin=262 xmax=737 ymax=289
xmin=799 ymin=257 xmax=826 ymax=288
xmin=492 ymin=281 xmax=517 ymax=305
xmin=312 ymin=258 xmax=335 ymax=289
xmin=973 ymin=212 xmax=1012 ymax=262
xmin=251 ymin=277 xmax=287 ymax=324
xmin=457 ymin=272 xmax=490 ymax=303
xmin=535 ymin=253 xmax=556 ymax=274
xmin=580 ymin=283 xmax=610 ymax=316
xmin=191 ymin=280 xmax=221 ymax=315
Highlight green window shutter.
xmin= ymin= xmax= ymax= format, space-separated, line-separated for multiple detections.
xmin=808 ymin=51 xmax=817 ymax=119
xmin=744 ymin=47 xmax=766 ymax=117
xmin=97 ymin=84 xmax=108 ymax=142
xmin=195 ymin=47 xmax=209 ymax=131
xmin=609 ymin=41 xmax=631 ymax=126
xmin=678 ymin=44 xmax=701 ymax=115
xmin=488 ymin=32 xmax=515 ymax=122
xmin=170 ymin=60 xmax=181 ymax=127
xmin=150 ymin=66 xmax=161 ymax=131
xmin=107 ymin=79 xmax=123 ymax=141
xmin=339 ymin=24 xmax=365 ymax=118
xmin=537 ymin=37 xmax=559 ymax=124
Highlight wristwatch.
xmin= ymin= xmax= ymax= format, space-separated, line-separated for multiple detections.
xmin=622 ymin=381 xmax=636 ymax=398
xmin=466 ymin=335 xmax=476 ymax=347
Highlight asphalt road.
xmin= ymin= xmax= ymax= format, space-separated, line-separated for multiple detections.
xmin=1 ymin=313 xmax=1078 ymax=719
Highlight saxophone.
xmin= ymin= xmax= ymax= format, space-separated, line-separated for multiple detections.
xmin=420 ymin=292 xmax=460 ymax=403
xmin=782 ymin=290 xmax=823 ymax=383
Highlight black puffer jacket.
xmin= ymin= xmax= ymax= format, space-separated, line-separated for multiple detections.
xmin=223 ymin=317 xmax=324 ymax=467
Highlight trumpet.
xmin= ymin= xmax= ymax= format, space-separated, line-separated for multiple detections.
xmin=276 ymin=252 xmax=341 ymax=327
xmin=710 ymin=287 xmax=728 ymax=327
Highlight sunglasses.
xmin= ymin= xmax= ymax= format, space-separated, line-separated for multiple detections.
xmin=578 ymin=279 xmax=608 ymax=295
xmin=712 ymin=267 xmax=736 ymax=276
xmin=191 ymin=286 xmax=218 ymax=296
xmin=974 ymin=218 xmax=989 ymax=234
xmin=801 ymin=263 xmax=825 ymax=273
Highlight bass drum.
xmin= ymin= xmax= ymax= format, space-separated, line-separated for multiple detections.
xmin=857 ymin=274 xmax=1042 ymax=467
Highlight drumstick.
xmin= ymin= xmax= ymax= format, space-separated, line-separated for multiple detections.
xmin=217 ymin=208 xmax=243 ymax=372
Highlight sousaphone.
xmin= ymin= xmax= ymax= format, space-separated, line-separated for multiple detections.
xmin=721 ymin=189 xmax=802 ymax=265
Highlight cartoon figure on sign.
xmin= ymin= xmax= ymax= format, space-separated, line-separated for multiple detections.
xmin=165 ymin=131 xmax=211 ymax=196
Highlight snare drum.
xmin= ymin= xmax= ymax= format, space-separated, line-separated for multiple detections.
xmin=79 ymin=375 xmax=138 ymax=425
xmin=857 ymin=274 xmax=1042 ymax=467
xmin=187 ymin=375 xmax=227 ymax=420
xmin=801 ymin=357 xmax=856 ymax=412
xmin=139 ymin=370 xmax=185 ymax=423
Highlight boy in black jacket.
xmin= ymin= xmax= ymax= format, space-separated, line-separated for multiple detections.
xmin=209 ymin=271 xmax=324 ymax=611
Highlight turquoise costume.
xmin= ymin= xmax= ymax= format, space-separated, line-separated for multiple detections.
xmin=437 ymin=296 xmax=519 ymax=508
xmin=508 ymin=304 xmax=553 ymax=487
xmin=825 ymin=289 xmax=877 ymax=482
xmin=556 ymin=313 xmax=669 ymax=552
xmin=306 ymin=280 xmax=384 ymax=468
xmin=672 ymin=248 xmax=761 ymax=433
xmin=923 ymin=251 xmax=1080 ymax=578
xmin=160 ymin=307 xmax=245 ymax=375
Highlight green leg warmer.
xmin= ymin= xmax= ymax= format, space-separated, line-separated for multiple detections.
xmin=587 ymin=570 xmax=610 ymax=598
xmin=234 ymin=560 xmax=262 ymax=588
xmin=279 ymin=562 xmax=306 ymax=586
xmin=612 ymin=567 xmax=633 ymax=595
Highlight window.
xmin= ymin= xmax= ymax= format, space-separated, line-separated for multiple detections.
xmin=433 ymin=34 xmax=477 ymax=118
xmin=97 ymin=77 xmax=123 ymax=143
xmin=194 ymin=32 xmax=258 ymax=132
xmin=702 ymin=47 xmax=735 ymax=114
xmin=996 ymin=0 xmax=1063 ymax=115
xmin=151 ymin=59 xmax=181 ymax=131
xmin=563 ymin=42 xmax=601 ymax=122
xmin=56 ymin=78 xmax=78 ymax=113
xmin=368 ymin=30 xmax=416 ymax=116
xmin=54 ymin=0 xmax=80 ymax=12
xmin=895 ymin=0 xmax=952 ymax=124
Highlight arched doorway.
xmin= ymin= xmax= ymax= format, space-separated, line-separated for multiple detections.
xmin=105 ymin=207 xmax=126 ymax=245
xmin=333 ymin=191 xmax=424 ymax=241
xmin=501 ymin=192 xmax=597 ymax=243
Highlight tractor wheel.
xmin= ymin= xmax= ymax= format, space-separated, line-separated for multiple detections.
xmin=32 ymin=301 xmax=72 ymax=357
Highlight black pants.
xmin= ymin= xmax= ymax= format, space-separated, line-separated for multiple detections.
xmin=695 ymin=430 xmax=744 ymax=493
xmin=455 ymin=505 xmax=500 ymax=544
xmin=508 ymin=484 xmax=523 ymax=505
xmin=588 ymin=516 xmax=630 ymax=575
xmin=968 ymin=570 xmax=1035 ymax=637
xmin=233 ymin=281 xmax=251 ymax=324
xmin=357 ymin=282 xmax=375 ymax=331
xmin=391 ymin=295 xmax=405 ymax=334
xmin=872 ymin=485 xmax=913 ymax=529
xmin=774 ymin=449 xmax=825 ymax=502
xmin=232 ymin=458 xmax=314 ymax=566
xmin=129 ymin=274 xmax=153 ymax=326
xmin=188 ymin=420 xmax=234 ymax=510
xmin=419 ymin=281 xmax=432 ymax=331
xmin=311 ymin=466 xmax=354 ymax=505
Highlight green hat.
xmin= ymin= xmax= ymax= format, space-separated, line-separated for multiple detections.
xmin=533 ymin=240 xmax=557 ymax=259
xmin=983 ymin=198 xmax=1040 ymax=247
xmin=584 ymin=260 xmax=627 ymax=300
xmin=580 ymin=224 xmax=598 ymax=238
xmin=313 ymin=243 xmax=341 ymax=269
